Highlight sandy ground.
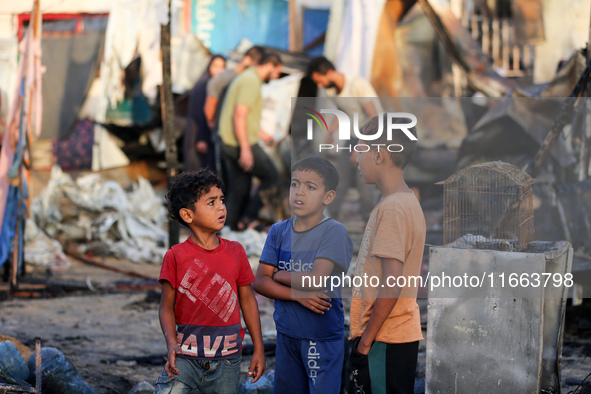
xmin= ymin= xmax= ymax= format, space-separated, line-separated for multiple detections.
xmin=1 ymin=168 xmax=588 ymax=393
xmin=0 ymin=258 xmax=166 ymax=392
xmin=1 ymin=254 xmax=590 ymax=393
xmin=0 ymin=255 xmax=283 ymax=393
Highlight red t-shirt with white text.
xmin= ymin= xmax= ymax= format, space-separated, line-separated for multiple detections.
xmin=159 ymin=237 xmax=255 ymax=360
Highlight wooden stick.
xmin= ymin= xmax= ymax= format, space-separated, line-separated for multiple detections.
xmin=160 ymin=0 xmax=180 ymax=248
xmin=65 ymin=247 xmax=158 ymax=281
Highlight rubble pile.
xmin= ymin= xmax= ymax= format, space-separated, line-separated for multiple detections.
xmin=0 ymin=340 xmax=98 ymax=394
xmin=31 ymin=166 xmax=167 ymax=265
xmin=220 ymin=227 xmax=267 ymax=258
xmin=23 ymin=218 xmax=71 ymax=270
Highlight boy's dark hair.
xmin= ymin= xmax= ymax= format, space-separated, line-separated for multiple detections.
xmin=259 ymin=53 xmax=282 ymax=67
xmin=306 ymin=56 xmax=335 ymax=76
xmin=359 ymin=114 xmax=418 ymax=169
xmin=244 ymin=46 xmax=266 ymax=65
xmin=165 ymin=169 xmax=225 ymax=227
xmin=292 ymin=155 xmax=339 ymax=192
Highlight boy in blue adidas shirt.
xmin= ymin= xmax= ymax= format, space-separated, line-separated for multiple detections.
xmin=254 ymin=156 xmax=354 ymax=394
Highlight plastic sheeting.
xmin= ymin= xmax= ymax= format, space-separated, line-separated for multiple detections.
xmin=99 ymin=0 xmax=162 ymax=107
xmin=40 ymin=31 xmax=104 ymax=140
xmin=220 ymin=227 xmax=266 ymax=260
xmin=171 ymin=34 xmax=211 ymax=94
xmin=32 ymin=166 xmax=167 ymax=264
xmin=0 ymin=38 xmax=17 ymax=132
xmin=192 ymin=0 xmax=288 ymax=55
xmin=533 ymin=0 xmax=591 ymax=84
xmin=324 ymin=0 xmax=385 ymax=80
xmin=24 ymin=218 xmax=71 ymax=269
xmin=0 ymin=13 xmax=43 ymax=269
xmin=92 ymin=0 xmax=165 ymax=171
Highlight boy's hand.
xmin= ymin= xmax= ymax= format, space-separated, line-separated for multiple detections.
xmin=294 ymin=290 xmax=331 ymax=314
xmin=355 ymin=336 xmax=372 ymax=355
xmin=350 ymin=337 xmax=372 ymax=394
xmin=248 ymin=349 xmax=266 ymax=383
xmin=164 ymin=343 xmax=182 ymax=378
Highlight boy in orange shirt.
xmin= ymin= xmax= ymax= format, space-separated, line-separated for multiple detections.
xmin=349 ymin=114 xmax=425 ymax=394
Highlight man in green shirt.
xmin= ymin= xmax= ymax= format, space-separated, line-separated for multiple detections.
xmin=218 ymin=53 xmax=283 ymax=230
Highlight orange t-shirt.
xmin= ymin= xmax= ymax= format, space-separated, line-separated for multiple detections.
xmin=349 ymin=192 xmax=426 ymax=344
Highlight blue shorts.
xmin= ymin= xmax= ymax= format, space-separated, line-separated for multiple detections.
xmin=154 ymin=355 xmax=241 ymax=394
xmin=274 ymin=332 xmax=344 ymax=394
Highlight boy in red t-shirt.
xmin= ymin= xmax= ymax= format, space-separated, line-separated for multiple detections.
xmin=155 ymin=169 xmax=265 ymax=394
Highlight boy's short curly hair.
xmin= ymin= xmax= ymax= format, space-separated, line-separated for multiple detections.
xmin=291 ymin=155 xmax=339 ymax=192
xmin=165 ymin=169 xmax=225 ymax=227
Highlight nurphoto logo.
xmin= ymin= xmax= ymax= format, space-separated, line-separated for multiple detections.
xmin=304 ymin=108 xmax=417 ymax=153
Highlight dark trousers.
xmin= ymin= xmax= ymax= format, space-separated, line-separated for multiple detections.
xmin=194 ymin=142 xmax=213 ymax=173
xmin=221 ymin=143 xmax=279 ymax=230
xmin=345 ymin=340 xmax=419 ymax=394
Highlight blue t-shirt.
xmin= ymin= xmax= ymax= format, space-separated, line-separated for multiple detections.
xmin=260 ymin=217 xmax=353 ymax=341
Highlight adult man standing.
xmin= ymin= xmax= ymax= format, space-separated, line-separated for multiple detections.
xmin=218 ymin=53 xmax=283 ymax=230
xmin=307 ymin=56 xmax=382 ymax=222
xmin=204 ymin=46 xmax=266 ymax=130
xmin=203 ymin=46 xmax=265 ymax=175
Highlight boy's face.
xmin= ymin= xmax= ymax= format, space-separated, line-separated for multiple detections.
xmin=179 ymin=186 xmax=226 ymax=233
xmin=356 ymin=140 xmax=378 ymax=184
xmin=289 ymin=170 xmax=334 ymax=218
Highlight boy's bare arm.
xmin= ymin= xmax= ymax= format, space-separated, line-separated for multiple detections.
xmin=273 ymin=258 xmax=336 ymax=290
xmin=237 ymin=285 xmax=265 ymax=383
xmin=254 ymin=263 xmax=294 ymax=300
xmin=159 ymin=281 xmax=181 ymax=378
xmin=356 ymin=257 xmax=403 ymax=355
xmin=254 ymin=263 xmax=331 ymax=314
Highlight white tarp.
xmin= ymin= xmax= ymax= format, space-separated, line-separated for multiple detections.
xmin=533 ymin=0 xmax=591 ymax=83
xmin=171 ymin=34 xmax=211 ymax=94
xmin=93 ymin=0 xmax=164 ymax=171
xmin=24 ymin=218 xmax=71 ymax=269
xmin=324 ymin=0 xmax=385 ymax=80
xmin=32 ymin=166 xmax=167 ymax=264
xmin=0 ymin=37 xmax=17 ymax=135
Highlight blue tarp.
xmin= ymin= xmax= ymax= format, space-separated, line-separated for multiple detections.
xmin=193 ymin=0 xmax=289 ymax=55
xmin=0 ymin=185 xmax=25 ymax=270
xmin=303 ymin=8 xmax=329 ymax=56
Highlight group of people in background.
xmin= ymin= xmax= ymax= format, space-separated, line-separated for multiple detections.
xmin=183 ymin=46 xmax=282 ymax=231
xmin=183 ymin=48 xmax=383 ymax=231
xmin=162 ymin=47 xmax=425 ymax=394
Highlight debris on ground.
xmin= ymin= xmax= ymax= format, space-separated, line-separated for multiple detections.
xmin=128 ymin=381 xmax=155 ymax=394
xmin=238 ymin=369 xmax=274 ymax=394
xmin=27 ymin=347 xmax=98 ymax=394
xmin=24 ymin=218 xmax=71 ymax=270
xmin=1 ymin=340 xmax=98 ymax=394
xmin=0 ymin=335 xmax=33 ymax=362
xmin=31 ymin=166 xmax=167 ymax=265
xmin=0 ymin=341 xmax=30 ymax=387
xmin=220 ymin=227 xmax=267 ymax=258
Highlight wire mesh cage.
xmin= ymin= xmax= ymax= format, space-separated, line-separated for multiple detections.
xmin=440 ymin=161 xmax=535 ymax=251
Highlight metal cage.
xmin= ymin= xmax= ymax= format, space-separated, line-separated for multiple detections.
xmin=440 ymin=161 xmax=535 ymax=251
